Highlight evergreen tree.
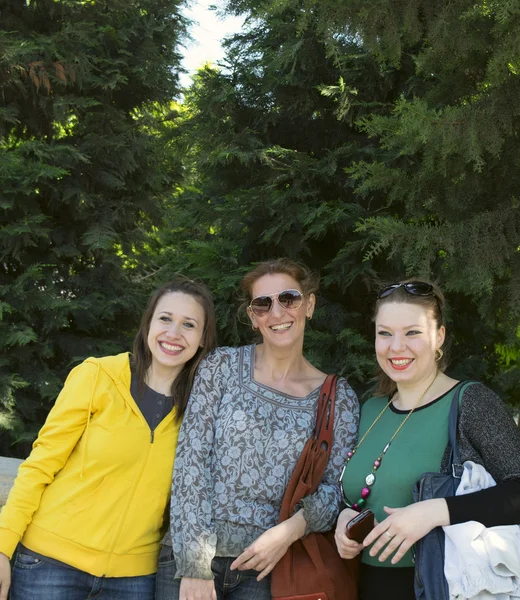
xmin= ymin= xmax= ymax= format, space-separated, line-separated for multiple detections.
xmin=152 ymin=11 xmax=405 ymax=390
xmin=158 ymin=0 xmax=520 ymax=406
xmin=0 ymin=0 xmax=187 ymax=455
xmin=293 ymin=0 xmax=520 ymax=401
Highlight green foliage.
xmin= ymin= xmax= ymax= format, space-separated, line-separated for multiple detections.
xmin=339 ymin=0 xmax=520 ymax=402
xmin=145 ymin=14 xmax=404 ymax=394
xmin=151 ymin=0 xmax=520 ymax=406
xmin=4 ymin=0 xmax=520 ymax=453
xmin=0 ymin=0 xmax=187 ymax=455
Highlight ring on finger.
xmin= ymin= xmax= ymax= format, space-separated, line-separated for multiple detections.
xmin=385 ymin=531 xmax=394 ymax=539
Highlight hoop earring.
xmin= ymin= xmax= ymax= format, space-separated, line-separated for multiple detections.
xmin=252 ymin=324 xmax=258 ymax=332
xmin=435 ymin=348 xmax=444 ymax=362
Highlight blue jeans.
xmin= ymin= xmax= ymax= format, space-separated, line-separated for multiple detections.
xmin=155 ymin=546 xmax=271 ymax=600
xmin=10 ymin=551 xmax=156 ymax=599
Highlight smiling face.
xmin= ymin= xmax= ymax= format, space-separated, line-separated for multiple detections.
xmin=146 ymin=292 xmax=206 ymax=379
xmin=375 ymin=302 xmax=445 ymax=388
xmin=247 ymin=273 xmax=315 ymax=349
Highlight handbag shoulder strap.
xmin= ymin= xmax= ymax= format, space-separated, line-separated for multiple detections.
xmin=448 ymin=380 xmax=478 ymax=473
xmin=314 ymin=374 xmax=338 ymax=451
xmin=277 ymin=374 xmax=339 ymax=521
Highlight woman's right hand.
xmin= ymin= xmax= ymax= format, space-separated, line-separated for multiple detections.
xmin=334 ymin=508 xmax=364 ymax=560
xmin=0 ymin=553 xmax=11 ymax=600
xmin=179 ymin=577 xmax=216 ymax=600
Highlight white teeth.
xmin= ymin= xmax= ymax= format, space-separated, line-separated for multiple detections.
xmin=270 ymin=323 xmax=292 ymax=331
xmin=161 ymin=342 xmax=183 ymax=352
xmin=390 ymin=358 xmax=413 ymax=366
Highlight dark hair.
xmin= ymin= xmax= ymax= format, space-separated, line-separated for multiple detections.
xmin=132 ymin=277 xmax=217 ymax=418
xmin=373 ymin=278 xmax=447 ymax=397
xmin=240 ymin=258 xmax=319 ymax=303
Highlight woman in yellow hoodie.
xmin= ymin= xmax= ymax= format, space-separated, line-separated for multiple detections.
xmin=0 ymin=277 xmax=217 ymax=600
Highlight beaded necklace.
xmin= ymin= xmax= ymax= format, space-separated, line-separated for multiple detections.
xmin=340 ymin=372 xmax=438 ymax=511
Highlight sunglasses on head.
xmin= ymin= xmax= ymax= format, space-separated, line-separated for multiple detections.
xmin=249 ymin=289 xmax=304 ymax=317
xmin=377 ymin=282 xmax=434 ymax=299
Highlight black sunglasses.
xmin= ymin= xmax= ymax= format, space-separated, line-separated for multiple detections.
xmin=249 ymin=289 xmax=304 ymax=316
xmin=377 ymin=282 xmax=434 ymax=299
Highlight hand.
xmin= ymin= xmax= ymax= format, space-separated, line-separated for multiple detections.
xmin=363 ymin=499 xmax=450 ymax=565
xmin=0 ymin=553 xmax=11 ymax=600
xmin=179 ymin=577 xmax=216 ymax=600
xmin=230 ymin=517 xmax=303 ymax=581
xmin=334 ymin=508 xmax=364 ymax=559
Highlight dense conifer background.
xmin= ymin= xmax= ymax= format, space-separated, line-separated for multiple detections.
xmin=1 ymin=0 xmax=519 ymax=456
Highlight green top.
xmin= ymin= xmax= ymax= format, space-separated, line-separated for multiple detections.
xmin=341 ymin=382 xmax=460 ymax=568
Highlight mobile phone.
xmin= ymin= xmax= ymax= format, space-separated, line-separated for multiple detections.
xmin=345 ymin=508 xmax=375 ymax=543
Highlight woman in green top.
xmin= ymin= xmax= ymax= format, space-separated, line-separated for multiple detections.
xmin=335 ymin=280 xmax=520 ymax=600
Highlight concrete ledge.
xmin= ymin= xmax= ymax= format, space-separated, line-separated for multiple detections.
xmin=0 ymin=457 xmax=23 ymax=507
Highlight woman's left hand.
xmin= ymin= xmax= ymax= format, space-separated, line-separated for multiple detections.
xmin=230 ymin=513 xmax=306 ymax=581
xmin=363 ymin=499 xmax=450 ymax=565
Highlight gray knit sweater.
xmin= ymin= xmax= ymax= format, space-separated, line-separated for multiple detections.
xmin=440 ymin=382 xmax=520 ymax=524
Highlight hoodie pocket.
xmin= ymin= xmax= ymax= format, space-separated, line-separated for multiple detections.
xmin=63 ymin=476 xmax=107 ymax=516
xmin=56 ymin=476 xmax=134 ymax=550
xmin=124 ymin=488 xmax=170 ymax=551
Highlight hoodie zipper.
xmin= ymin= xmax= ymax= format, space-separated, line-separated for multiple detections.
xmin=105 ymin=426 xmax=157 ymax=572
xmin=92 ymin=357 xmax=172 ymax=573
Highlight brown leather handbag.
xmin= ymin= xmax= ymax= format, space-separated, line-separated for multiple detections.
xmin=271 ymin=374 xmax=359 ymax=600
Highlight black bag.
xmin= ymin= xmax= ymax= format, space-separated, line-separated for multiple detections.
xmin=412 ymin=381 xmax=476 ymax=600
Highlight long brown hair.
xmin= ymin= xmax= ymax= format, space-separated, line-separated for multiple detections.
xmin=132 ymin=278 xmax=217 ymax=418
xmin=373 ymin=278 xmax=447 ymax=397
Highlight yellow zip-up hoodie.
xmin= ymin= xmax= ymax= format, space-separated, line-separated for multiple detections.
xmin=0 ymin=353 xmax=181 ymax=577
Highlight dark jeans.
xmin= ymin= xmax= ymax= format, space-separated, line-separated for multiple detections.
xmin=10 ymin=551 xmax=156 ymax=600
xmin=155 ymin=546 xmax=271 ymax=600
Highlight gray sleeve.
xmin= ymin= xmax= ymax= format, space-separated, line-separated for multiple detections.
xmin=300 ymin=377 xmax=360 ymax=533
xmin=170 ymin=348 xmax=231 ymax=580
xmin=458 ymin=382 xmax=520 ymax=482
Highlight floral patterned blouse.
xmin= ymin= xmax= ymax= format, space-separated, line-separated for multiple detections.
xmin=170 ymin=345 xmax=360 ymax=580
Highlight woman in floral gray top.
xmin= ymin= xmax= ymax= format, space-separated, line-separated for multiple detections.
xmin=157 ymin=259 xmax=359 ymax=600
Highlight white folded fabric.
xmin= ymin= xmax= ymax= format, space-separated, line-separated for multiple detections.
xmin=443 ymin=461 xmax=520 ymax=599
xmin=457 ymin=462 xmax=496 ymax=495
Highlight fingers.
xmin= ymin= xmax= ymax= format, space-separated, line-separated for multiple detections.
xmin=375 ymin=533 xmax=404 ymax=562
xmin=230 ymin=547 xmax=253 ymax=571
xmin=367 ymin=525 xmax=414 ymax=565
xmin=364 ymin=506 xmax=420 ymax=564
xmin=367 ymin=528 xmax=394 ymax=558
xmin=234 ymin=555 xmax=264 ymax=572
xmin=363 ymin=519 xmax=387 ymax=548
xmin=255 ymin=552 xmax=288 ymax=580
xmin=0 ymin=570 xmax=10 ymax=600
xmin=337 ymin=544 xmax=363 ymax=559
xmin=236 ymin=548 xmax=285 ymax=579
xmin=363 ymin=506 xmax=399 ymax=547
xmin=238 ymin=556 xmax=265 ymax=572
xmin=256 ymin=561 xmax=276 ymax=581
xmin=334 ymin=530 xmax=363 ymax=559
xmin=0 ymin=554 xmax=10 ymax=600
xmin=337 ymin=507 xmax=359 ymax=528
xmin=0 ymin=582 xmax=9 ymax=600
xmin=231 ymin=545 xmax=270 ymax=572
xmin=373 ymin=531 xmax=413 ymax=565
xmin=390 ymin=539 xmax=413 ymax=565
xmin=235 ymin=553 xmax=274 ymax=580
